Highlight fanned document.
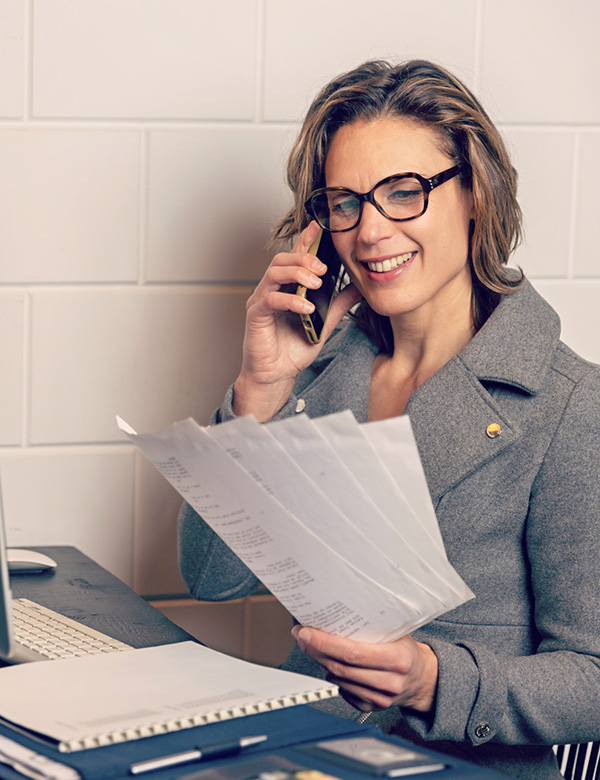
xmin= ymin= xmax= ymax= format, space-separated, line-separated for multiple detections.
xmin=118 ymin=412 xmax=473 ymax=643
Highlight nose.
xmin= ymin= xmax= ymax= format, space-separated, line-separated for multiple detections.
xmin=354 ymin=201 xmax=395 ymax=247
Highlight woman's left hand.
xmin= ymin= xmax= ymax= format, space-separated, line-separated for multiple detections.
xmin=291 ymin=625 xmax=439 ymax=714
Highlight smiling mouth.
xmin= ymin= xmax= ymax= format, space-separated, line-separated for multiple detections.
xmin=365 ymin=252 xmax=415 ymax=272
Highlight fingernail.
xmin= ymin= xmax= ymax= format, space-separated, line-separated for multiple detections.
xmin=298 ymin=628 xmax=312 ymax=644
xmin=302 ymin=272 xmax=322 ymax=288
xmin=291 ymin=626 xmax=312 ymax=645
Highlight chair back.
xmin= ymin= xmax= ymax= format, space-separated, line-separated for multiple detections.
xmin=555 ymin=743 xmax=600 ymax=780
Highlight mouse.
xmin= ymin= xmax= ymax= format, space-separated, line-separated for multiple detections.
xmin=6 ymin=548 xmax=58 ymax=574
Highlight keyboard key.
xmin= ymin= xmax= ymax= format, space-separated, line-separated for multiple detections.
xmin=12 ymin=599 xmax=132 ymax=660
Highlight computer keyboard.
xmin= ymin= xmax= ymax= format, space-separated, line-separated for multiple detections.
xmin=12 ymin=598 xmax=133 ymax=660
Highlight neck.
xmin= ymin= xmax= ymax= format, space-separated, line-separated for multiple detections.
xmin=389 ymin=282 xmax=473 ymax=369
xmin=368 ymin=302 xmax=475 ymax=422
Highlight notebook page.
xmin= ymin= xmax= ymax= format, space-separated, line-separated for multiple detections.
xmin=0 ymin=642 xmax=337 ymax=752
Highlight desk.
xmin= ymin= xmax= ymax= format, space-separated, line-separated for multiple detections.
xmin=4 ymin=546 xmax=511 ymax=780
xmin=9 ymin=546 xmax=191 ymax=651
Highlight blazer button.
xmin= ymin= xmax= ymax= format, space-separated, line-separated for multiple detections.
xmin=486 ymin=423 xmax=501 ymax=439
xmin=295 ymin=399 xmax=306 ymax=413
xmin=475 ymin=723 xmax=491 ymax=739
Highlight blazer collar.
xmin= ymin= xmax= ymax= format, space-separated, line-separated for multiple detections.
xmin=405 ymin=281 xmax=561 ymax=503
xmin=457 ymin=279 xmax=561 ymax=396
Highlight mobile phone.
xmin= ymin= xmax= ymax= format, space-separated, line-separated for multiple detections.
xmin=296 ymin=229 xmax=342 ymax=344
xmin=297 ymin=737 xmax=446 ymax=777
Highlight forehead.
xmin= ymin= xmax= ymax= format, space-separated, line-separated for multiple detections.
xmin=324 ymin=117 xmax=451 ymax=190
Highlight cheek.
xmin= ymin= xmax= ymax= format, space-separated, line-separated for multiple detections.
xmin=427 ymin=207 xmax=472 ymax=265
xmin=332 ymin=237 xmax=363 ymax=288
xmin=338 ymin=258 xmax=360 ymax=289
xmin=332 ymin=233 xmax=349 ymax=258
xmin=332 ymin=234 xmax=357 ymax=270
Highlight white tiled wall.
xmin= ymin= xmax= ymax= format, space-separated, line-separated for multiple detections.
xmin=1 ymin=0 xmax=599 ymax=594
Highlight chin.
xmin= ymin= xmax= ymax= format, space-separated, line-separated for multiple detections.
xmin=362 ymin=293 xmax=418 ymax=319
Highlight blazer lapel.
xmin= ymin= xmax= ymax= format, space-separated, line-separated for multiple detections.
xmin=405 ymin=280 xmax=560 ymax=505
xmin=405 ymin=357 xmax=520 ymax=504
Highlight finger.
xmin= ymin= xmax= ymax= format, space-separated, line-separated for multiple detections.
xmin=261 ymin=289 xmax=316 ymax=317
xmin=293 ymin=626 xmax=409 ymax=673
xmin=319 ymin=283 xmax=363 ymax=341
xmin=336 ymin=689 xmax=379 ymax=713
xmin=325 ymin=662 xmax=402 ymax=695
xmin=243 ymin=293 xmax=314 ymax=338
xmin=324 ymin=666 xmax=411 ymax=710
xmin=330 ymin=679 xmax=396 ymax=712
xmin=262 ymin=262 xmax=325 ymax=293
xmin=293 ymin=626 xmax=376 ymax=667
xmin=250 ymin=253 xmax=326 ymax=312
xmin=246 ymin=268 xmax=320 ymax=321
xmin=252 ymin=222 xmax=326 ymax=300
xmin=291 ymin=220 xmax=322 ymax=255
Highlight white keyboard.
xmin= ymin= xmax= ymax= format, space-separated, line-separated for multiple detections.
xmin=12 ymin=598 xmax=133 ymax=660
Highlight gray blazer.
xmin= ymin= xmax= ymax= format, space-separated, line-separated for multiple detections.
xmin=178 ymin=280 xmax=600 ymax=780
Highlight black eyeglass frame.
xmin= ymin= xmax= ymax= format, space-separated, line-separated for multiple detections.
xmin=304 ymin=164 xmax=462 ymax=233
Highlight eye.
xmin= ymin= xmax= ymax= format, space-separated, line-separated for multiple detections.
xmin=385 ymin=181 xmax=421 ymax=203
xmin=377 ymin=177 xmax=424 ymax=216
xmin=329 ymin=192 xmax=359 ymax=218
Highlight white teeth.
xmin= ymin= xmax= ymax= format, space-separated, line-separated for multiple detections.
xmin=367 ymin=252 xmax=413 ymax=272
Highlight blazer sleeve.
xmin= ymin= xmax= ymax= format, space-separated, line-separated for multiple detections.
xmin=177 ymin=501 xmax=260 ymax=601
xmin=402 ymin=366 xmax=600 ymax=748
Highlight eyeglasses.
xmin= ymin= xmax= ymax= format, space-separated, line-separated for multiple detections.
xmin=304 ymin=165 xmax=462 ymax=233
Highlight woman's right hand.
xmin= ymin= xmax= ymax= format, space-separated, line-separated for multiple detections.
xmin=232 ymin=221 xmax=361 ymax=421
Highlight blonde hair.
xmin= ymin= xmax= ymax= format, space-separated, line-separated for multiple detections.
xmin=274 ymin=59 xmax=523 ymax=351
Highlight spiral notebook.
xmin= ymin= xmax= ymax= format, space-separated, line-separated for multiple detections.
xmin=0 ymin=640 xmax=337 ymax=752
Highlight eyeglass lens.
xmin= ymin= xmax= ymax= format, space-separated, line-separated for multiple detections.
xmin=311 ymin=176 xmax=425 ymax=231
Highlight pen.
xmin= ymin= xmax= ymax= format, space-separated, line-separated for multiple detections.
xmin=129 ymin=734 xmax=268 ymax=775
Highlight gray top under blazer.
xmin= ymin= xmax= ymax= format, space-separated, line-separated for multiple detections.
xmin=178 ymin=280 xmax=600 ymax=780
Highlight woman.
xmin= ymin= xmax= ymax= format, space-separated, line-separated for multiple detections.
xmin=179 ymin=60 xmax=600 ymax=779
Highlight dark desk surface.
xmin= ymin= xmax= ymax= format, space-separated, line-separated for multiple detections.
xmin=9 ymin=545 xmax=191 ymax=649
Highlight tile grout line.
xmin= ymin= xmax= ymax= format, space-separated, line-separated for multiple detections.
xmin=473 ymin=0 xmax=484 ymax=93
xmin=20 ymin=290 xmax=33 ymax=448
xmin=131 ymin=450 xmax=142 ymax=593
xmin=24 ymin=0 xmax=33 ymax=121
xmin=566 ymin=132 xmax=581 ymax=280
xmin=254 ymin=0 xmax=267 ymax=124
xmin=138 ymin=129 xmax=149 ymax=285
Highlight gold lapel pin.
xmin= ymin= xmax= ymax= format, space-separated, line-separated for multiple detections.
xmin=486 ymin=423 xmax=502 ymax=439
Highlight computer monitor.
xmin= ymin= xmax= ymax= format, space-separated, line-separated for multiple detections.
xmin=0 ymin=475 xmax=15 ymax=661
xmin=0 ymin=478 xmax=45 ymax=664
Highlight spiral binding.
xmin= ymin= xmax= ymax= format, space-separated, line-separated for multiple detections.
xmin=59 ymin=685 xmax=339 ymax=752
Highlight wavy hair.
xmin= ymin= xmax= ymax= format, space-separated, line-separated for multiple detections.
xmin=273 ymin=59 xmax=523 ymax=352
